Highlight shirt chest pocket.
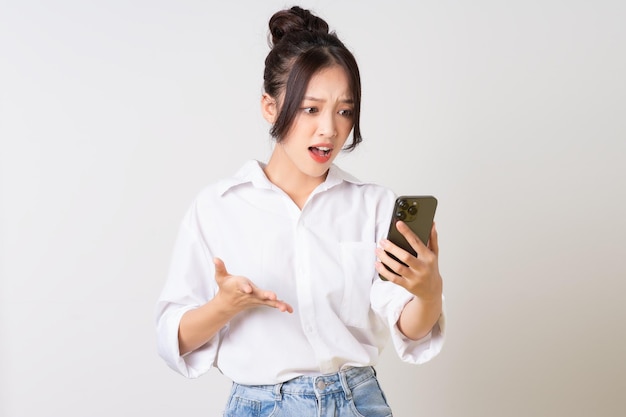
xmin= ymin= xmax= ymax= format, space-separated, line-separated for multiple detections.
xmin=339 ymin=241 xmax=377 ymax=328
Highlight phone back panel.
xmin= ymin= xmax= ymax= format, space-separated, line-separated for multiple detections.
xmin=386 ymin=196 xmax=438 ymax=256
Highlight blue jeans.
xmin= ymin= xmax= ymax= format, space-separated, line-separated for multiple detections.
xmin=223 ymin=366 xmax=393 ymax=417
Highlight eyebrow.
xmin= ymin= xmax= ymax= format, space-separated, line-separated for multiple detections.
xmin=303 ymin=96 xmax=354 ymax=104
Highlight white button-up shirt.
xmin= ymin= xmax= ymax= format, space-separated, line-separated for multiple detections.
xmin=156 ymin=160 xmax=445 ymax=385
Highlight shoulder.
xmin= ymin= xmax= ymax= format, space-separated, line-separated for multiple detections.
xmin=178 ymin=161 xmax=265 ymax=231
xmin=328 ymin=164 xmax=396 ymax=200
xmin=324 ymin=165 xmax=397 ymax=221
xmin=193 ymin=160 xmax=265 ymax=201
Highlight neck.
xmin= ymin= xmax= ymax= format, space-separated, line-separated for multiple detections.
xmin=263 ymin=149 xmax=328 ymax=209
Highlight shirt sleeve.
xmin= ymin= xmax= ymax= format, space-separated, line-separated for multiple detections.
xmin=370 ymin=280 xmax=446 ymax=364
xmin=155 ymin=199 xmax=220 ymax=378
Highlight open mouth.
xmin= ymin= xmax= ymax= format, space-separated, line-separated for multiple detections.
xmin=308 ymin=146 xmax=334 ymax=163
xmin=308 ymin=146 xmax=333 ymax=157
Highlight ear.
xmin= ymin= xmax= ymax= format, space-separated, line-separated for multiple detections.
xmin=261 ymin=93 xmax=278 ymax=124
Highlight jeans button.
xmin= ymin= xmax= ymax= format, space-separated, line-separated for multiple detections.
xmin=316 ymin=379 xmax=326 ymax=390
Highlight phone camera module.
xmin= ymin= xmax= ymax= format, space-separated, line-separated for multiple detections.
xmin=398 ymin=199 xmax=408 ymax=210
xmin=395 ymin=210 xmax=406 ymax=220
xmin=407 ymin=205 xmax=418 ymax=216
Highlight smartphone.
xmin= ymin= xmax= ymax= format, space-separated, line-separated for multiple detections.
xmin=379 ymin=195 xmax=438 ymax=280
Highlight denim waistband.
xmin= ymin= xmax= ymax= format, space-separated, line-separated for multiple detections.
xmin=235 ymin=366 xmax=376 ymax=399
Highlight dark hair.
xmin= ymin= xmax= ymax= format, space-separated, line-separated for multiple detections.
xmin=264 ymin=6 xmax=362 ymax=151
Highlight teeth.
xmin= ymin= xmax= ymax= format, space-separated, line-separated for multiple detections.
xmin=309 ymin=146 xmax=332 ymax=157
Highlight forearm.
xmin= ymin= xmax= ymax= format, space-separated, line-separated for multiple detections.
xmin=178 ymin=294 xmax=236 ymax=356
xmin=397 ymin=295 xmax=442 ymax=341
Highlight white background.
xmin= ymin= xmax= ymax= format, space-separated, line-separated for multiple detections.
xmin=1 ymin=1 xmax=625 ymax=416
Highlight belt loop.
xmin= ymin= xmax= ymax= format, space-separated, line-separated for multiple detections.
xmin=339 ymin=369 xmax=353 ymax=401
xmin=273 ymin=382 xmax=283 ymax=401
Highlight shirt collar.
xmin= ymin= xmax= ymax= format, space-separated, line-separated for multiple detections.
xmin=216 ymin=160 xmax=366 ymax=196
xmin=320 ymin=162 xmax=365 ymax=190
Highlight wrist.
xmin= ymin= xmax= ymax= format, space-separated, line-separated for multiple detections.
xmin=210 ymin=291 xmax=240 ymax=319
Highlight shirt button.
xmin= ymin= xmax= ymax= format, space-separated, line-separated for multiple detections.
xmin=316 ymin=380 xmax=326 ymax=390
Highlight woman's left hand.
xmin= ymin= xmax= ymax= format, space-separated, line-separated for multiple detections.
xmin=375 ymin=221 xmax=442 ymax=302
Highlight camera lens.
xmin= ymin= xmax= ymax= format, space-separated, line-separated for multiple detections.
xmin=395 ymin=210 xmax=406 ymax=220
xmin=398 ymin=200 xmax=408 ymax=209
xmin=408 ymin=205 xmax=417 ymax=215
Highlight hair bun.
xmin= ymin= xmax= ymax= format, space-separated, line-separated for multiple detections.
xmin=268 ymin=6 xmax=330 ymax=46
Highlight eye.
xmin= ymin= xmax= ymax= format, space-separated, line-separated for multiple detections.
xmin=338 ymin=109 xmax=354 ymax=117
xmin=302 ymin=107 xmax=319 ymax=114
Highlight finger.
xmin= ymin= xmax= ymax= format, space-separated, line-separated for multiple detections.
xmin=255 ymin=289 xmax=278 ymax=301
xmin=374 ymin=260 xmax=407 ymax=288
xmin=248 ymin=286 xmax=286 ymax=305
xmin=429 ymin=222 xmax=439 ymax=256
xmin=378 ymin=240 xmax=416 ymax=273
xmin=395 ymin=221 xmax=428 ymax=256
xmin=252 ymin=286 xmax=293 ymax=313
xmin=213 ymin=257 xmax=229 ymax=282
xmin=239 ymin=282 xmax=253 ymax=294
xmin=273 ymin=300 xmax=294 ymax=313
xmin=376 ymin=247 xmax=411 ymax=281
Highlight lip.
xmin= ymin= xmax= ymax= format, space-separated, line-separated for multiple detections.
xmin=308 ymin=143 xmax=334 ymax=164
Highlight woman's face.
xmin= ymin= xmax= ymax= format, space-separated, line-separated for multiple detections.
xmin=273 ymin=65 xmax=355 ymax=180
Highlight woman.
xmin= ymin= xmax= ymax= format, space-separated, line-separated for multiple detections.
xmin=156 ymin=6 xmax=445 ymax=416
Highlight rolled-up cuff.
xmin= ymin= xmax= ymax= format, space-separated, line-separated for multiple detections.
xmin=388 ymin=295 xmax=446 ymax=364
xmin=156 ymin=305 xmax=218 ymax=378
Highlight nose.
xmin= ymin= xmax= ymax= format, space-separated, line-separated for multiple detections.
xmin=318 ymin=112 xmax=337 ymax=138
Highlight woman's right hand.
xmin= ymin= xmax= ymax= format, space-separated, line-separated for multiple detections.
xmin=213 ymin=257 xmax=294 ymax=314
xmin=178 ymin=258 xmax=293 ymax=355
